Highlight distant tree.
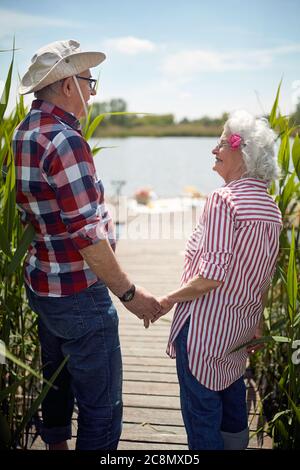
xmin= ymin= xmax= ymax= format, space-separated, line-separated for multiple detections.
xmin=109 ymin=98 xmax=127 ymax=113
xmin=89 ymin=98 xmax=128 ymax=125
xmin=89 ymin=102 xmax=108 ymax=125
xmin=135 ymin=114 xmax=175 ymax=126
xmin=88 ymin=99 xmax=228 ymax=129
xmin=292 ymin=101 xmax=300 ymax=126
xmin=108 ymin=98 xmax=127 ymax=125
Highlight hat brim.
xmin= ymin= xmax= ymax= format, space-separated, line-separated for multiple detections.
xmin=19 ymin=51 xmax=106 ymax=95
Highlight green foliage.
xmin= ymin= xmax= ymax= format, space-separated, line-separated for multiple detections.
xmin=0 ymin=46 xmax=67 ymax=450
xmin=89 ymin=98 xmax=128 ymax=126
xmin=87 ymin=98 xmax=227 ymax=136
xmin=248 ymin=86 xmax=300 ymax=449
xmin=291 ymin=100 xmax=300 ymax=127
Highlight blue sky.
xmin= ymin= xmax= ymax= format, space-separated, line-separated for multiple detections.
xmin=1 ymin=0 xmax=300 ymax=119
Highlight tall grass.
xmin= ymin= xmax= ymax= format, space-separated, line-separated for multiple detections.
xmin=0 ymin=47 xmax=69 ymax=450
xmin=248 ymin=83 xmax=300 ymax=448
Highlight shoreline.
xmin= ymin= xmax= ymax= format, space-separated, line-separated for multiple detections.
xmin=92 ymin=124 xmax=222 ymax=138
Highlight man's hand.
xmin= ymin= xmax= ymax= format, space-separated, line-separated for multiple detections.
xmin=122 ymin=285 xmax=161 ymax=328
xmin=151 ymin=296 xmax=175 ymax=323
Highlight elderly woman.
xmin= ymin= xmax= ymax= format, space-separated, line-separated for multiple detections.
xmin=156 ymin=110 xmax=282 ymax=450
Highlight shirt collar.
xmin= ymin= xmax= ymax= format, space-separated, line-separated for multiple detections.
xmin=225 ymin=177 xmax=268 ymax=190
xmin=31 ymin=99 xmax=81 ymax=130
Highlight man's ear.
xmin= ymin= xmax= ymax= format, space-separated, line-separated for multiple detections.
xmin=62 ymin=77 xmax=72 ymax=97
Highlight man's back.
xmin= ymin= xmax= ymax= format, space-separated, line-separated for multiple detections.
xmin=13 ymin=99 xmax=115 ymax=297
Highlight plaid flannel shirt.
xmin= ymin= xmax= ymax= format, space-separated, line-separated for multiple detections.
xmin=13 ymin=99 xmax=115 ymax=296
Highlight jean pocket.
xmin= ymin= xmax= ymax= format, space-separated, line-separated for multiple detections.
xmin=41 ymin=312 xmax=85 ymax=340
xmin=35 ymin=296 xmax=86 ymax=340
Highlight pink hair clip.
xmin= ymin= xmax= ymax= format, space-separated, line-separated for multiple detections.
xmin=228 ymin=134 xmax=243 ymax=150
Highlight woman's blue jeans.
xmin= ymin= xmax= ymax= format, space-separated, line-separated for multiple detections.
xmin=26 ymin=281 xmax=123 ymax=450
xmin=175 ymin=319 xmax=249 ymax=450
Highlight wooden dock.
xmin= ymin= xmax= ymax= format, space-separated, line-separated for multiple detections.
xmin=114 ymin=235 xmax=272 ymax=450
xmin=31 ymin=219 xmax=272 ymax=450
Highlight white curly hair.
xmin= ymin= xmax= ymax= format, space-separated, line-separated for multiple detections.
xmin=223 ymin=110 xmax=279 ymax=182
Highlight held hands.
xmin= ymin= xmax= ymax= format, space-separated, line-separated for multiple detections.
xmin=122 ymin=288 xmax=175 ymax=329
xmin=123 ymin=285 xmax=161 ymax=328
xmin=151 ymin=296 xmax=175 ymax=323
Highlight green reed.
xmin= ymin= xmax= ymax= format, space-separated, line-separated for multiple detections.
xmin=248 ymin=82 xmax=300 ymax=448
xmin=0 ymin=46 xmax=69 ymax=450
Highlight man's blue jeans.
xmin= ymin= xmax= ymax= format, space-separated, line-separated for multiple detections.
xmin=175 ymin=319 xmax=249 ymax=450
xmin=26 ymin=281 xmax=122 ymax=450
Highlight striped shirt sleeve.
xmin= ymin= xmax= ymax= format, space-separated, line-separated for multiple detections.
xmin=41 ymin=130 xmax=108 ymax=250
xmin=197 ymin=191 xmax=235 ymax=282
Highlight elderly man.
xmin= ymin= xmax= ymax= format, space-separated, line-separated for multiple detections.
xmin=13 ymin=39 xmax=160 ymax=451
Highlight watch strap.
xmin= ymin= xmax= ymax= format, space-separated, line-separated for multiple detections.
xmin=118 ymin=284 xmax=136 ymax=302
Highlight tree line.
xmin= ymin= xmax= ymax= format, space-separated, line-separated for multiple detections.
xmin=90 ymin=98 xmax=300 ymax=129
xmin=89 ymin=99 xmax=228 ymax=128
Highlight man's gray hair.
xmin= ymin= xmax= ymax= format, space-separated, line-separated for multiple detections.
xmin=34 ymin=80 xmax=63 ymax=100
xmin=224 ymin=110 xmax=279 ymax=182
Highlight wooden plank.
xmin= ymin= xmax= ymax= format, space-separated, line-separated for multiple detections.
xmin=29 ymin=429 xmax=271 ymax=451
xmin=118 ymin=441 xmax=188 ymax=450
xmin=120 ymin=331 xmax=170 ymax=338
xmin=124 ymin=371 xmax=178 ymax=383
xmin=124 ymin=394 xmax=181 ymax=409
xmin=122 ymin=348 xmax=169 ymax=358
xmin=120 ymin=422 xmax=187 ymax=445
xmin=124 ymin=381 xmax=179 ymax=396
xmin=124 ymin=364 xmax=176 ymax=374
xmin=119 ymin=329 xmax=170 ymax=336
xmin=124 ymin=393 xmax=260 ymax=415
xmin=123 ymin=406 xmax=184 ymax=426
xmin=123 ymin=406 xmax=263 ymax=434
xmin=119 ymin=317 xmax=171 ymax=324
xmin=123 ymin=356 xmax=174 ymax=367
xmin=120 ymin=337 xmax=170 ymax=344
xmin=120 ymin=323 xmax=172 ymax=330
xmin=121 ymin=336 xmax=169 ymax=343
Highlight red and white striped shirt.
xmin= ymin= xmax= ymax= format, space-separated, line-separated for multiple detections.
xmin=167 ymin=178 xmax=282 ymax=391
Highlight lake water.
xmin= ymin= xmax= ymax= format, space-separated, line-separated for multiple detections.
xmin=90 ymin=137 xmax=223 ymax=198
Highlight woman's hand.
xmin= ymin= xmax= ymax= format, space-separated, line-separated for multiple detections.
xmin=151 ymin=296 xmax=175 ymax=323
xmin=246 ymin=325 xmax=265 ymax=355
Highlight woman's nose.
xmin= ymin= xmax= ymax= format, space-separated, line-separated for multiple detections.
xmin=91 ymin=88 xmax=97 ymax=96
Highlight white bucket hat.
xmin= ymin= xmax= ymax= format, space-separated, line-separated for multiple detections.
xmin=19 ymin=39 xmax=106 ymax=95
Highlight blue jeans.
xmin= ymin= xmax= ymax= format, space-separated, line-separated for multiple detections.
xmin=26 ymin=281 xmax=123 ymax=450
xmin=175 ymin=319 xmax=248 ymax=450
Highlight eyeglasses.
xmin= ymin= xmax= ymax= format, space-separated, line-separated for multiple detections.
xmin=75 ymin=75 xmax=97 ymax=91
xmin=215 ymin=140 xmax=231 ymax=151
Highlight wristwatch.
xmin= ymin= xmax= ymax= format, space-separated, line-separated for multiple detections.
xmin=118 ymin=284 xmax=136 ymax=302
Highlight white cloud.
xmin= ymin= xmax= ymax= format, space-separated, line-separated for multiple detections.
xmin=104 ymin=36 xmax=156 ymax=55
xmin=162 ymin=44 xmax=300 ymax=78
xmin=179 ymin=91 xmax=192 ymax=100
xmin=0 ymin=8 xmax=83 ymax=38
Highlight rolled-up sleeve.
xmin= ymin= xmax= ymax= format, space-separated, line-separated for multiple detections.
xmin=42 ymin=130 xmax=109 ymax=250
xmin=198 ymin=191 xmax=235 ymax=282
